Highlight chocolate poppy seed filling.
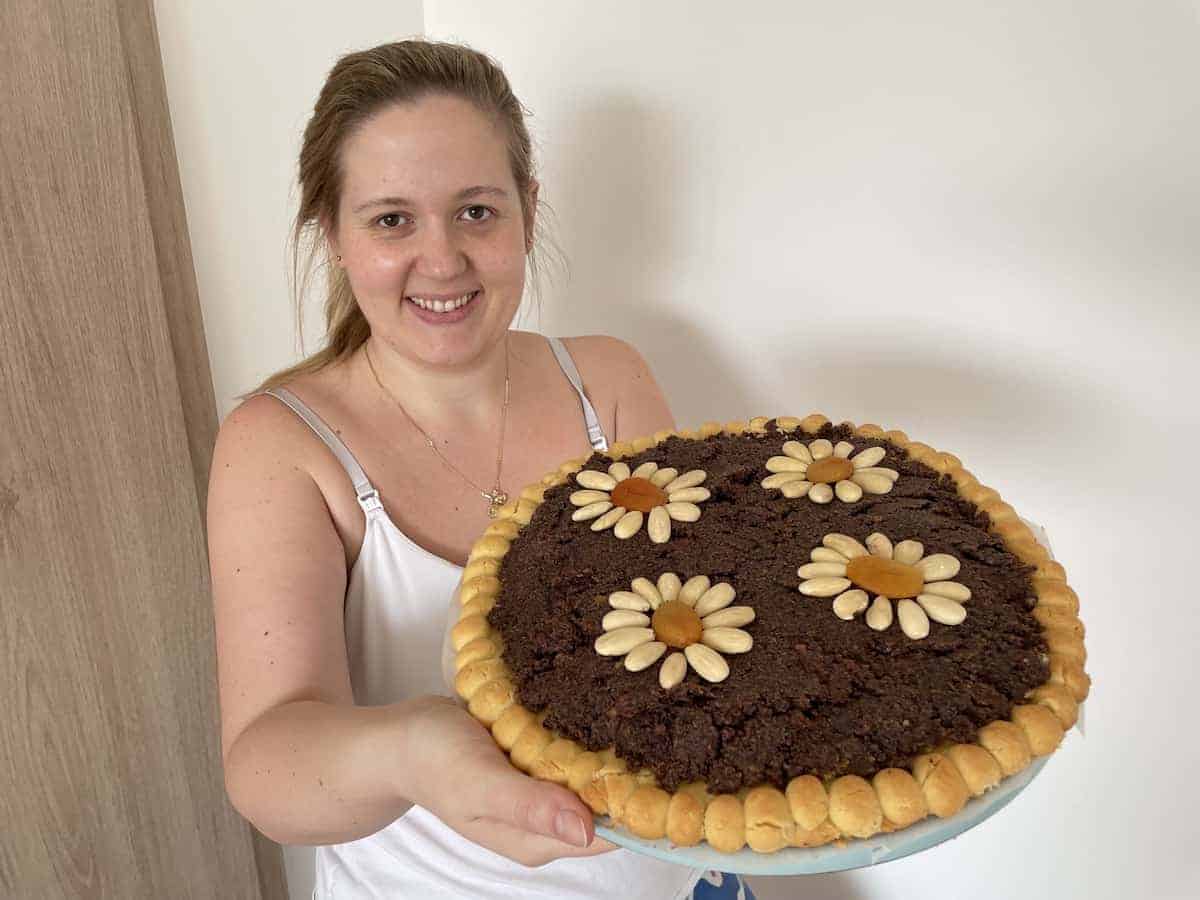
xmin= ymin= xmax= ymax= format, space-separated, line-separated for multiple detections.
xmin=489 ymin=422 xmax=1049 ymax=794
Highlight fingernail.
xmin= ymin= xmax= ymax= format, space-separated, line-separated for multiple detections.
xmin=554 ymin=810 xmax=589 ymax=847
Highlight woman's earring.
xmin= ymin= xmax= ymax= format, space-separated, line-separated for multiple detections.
xmin=336 ymin=255 xmax=342 ymax=263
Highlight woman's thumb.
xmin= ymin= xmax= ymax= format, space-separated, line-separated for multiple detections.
xmin=481 ymin=766 xmax=595 ymax=847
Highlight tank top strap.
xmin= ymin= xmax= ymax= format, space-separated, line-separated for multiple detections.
xmin=546 ymin=337 xmax=609 ymax=451
xmin=262 ymin=387 xmax=385 ymax=514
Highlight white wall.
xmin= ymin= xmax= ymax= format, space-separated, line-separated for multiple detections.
xmin=161 ymin=1 xmax=1199 ymax=898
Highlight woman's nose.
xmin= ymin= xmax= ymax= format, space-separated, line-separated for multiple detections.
xmin=413 ymin=222 xmax=468 ymax=280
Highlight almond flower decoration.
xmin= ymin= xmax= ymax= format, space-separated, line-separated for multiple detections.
xmin=594 ymin=572 xmax=755 ymax=687
xmin=570 ymin=461 xmax=710 ymax=543
xmin=762 ymin=439 xmax=899 ymax=504
xmin=797 ymin=532 xmax=971 ymax=640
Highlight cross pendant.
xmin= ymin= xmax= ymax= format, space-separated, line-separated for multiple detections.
xmin=483 ymin=488 xmax=509 ymax=518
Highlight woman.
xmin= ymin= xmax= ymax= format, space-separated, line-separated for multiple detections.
xmin=208 ymin=40 xmax=754 ymax=899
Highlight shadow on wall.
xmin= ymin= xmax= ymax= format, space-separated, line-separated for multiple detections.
xmin=535 ymin=91 xmax=763 ymax=427
xmin=546 ymin=92 xmax=1128 ymax=466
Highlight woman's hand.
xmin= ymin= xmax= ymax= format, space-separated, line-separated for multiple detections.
xmin=397 ymin=695 xmax=617 ymax=868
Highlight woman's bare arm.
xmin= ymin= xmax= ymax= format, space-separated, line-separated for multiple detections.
xmin=208 ymin=395 xmax=407 ymax=843
xmin=208 ymin=395 xmax=609 ymax=862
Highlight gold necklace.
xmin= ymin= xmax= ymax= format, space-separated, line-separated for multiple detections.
xmin=364 ymin=337 xmax=511 ymax=518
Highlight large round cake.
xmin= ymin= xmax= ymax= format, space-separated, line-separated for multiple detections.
xmin=451 ymin=414 xmax=1089 ymax=853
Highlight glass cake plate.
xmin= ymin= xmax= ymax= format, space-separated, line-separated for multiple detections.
xmin=594 ymin=753 xmax=1050 ymax=875
xmin=594 ymin=521 xmax=1070 ymax=875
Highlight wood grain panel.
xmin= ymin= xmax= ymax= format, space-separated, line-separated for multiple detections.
xmin=0 ymin=1 xmax=282 ymax=897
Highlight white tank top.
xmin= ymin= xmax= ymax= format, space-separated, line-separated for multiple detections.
xmin=266 ymin=337 xmax=701 ymax=900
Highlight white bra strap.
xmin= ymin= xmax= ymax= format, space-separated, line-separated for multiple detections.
xmin=262 ymin=388 xmax=384 ymax=513
xmin=546 ymin=337 xmax=609 ymax=451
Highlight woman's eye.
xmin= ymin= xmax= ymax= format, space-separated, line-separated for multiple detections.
xmin=377 ymin=213 xmax=406 ymax=228
xmin=462 ymin=205 xmax=494 ymax=222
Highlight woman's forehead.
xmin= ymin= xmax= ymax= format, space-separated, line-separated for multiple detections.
xmin=340 ymin=96 xmax=515 ymax=207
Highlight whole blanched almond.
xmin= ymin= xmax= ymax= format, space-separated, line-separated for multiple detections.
xmin=767 ymin=456 xmax=808 ymax=473
xmin=631 ymin=462 xmax=659 ymax=480
xmin=591 ymin=505 xmax=627 ymax=531
xmin=665 ymin=470 xmax=706 ymax=493
xmin=608 ymin=462 xmax=631 ymax=481
xmin=650 ymin=467 xmax=679 ymax=487
xmin=916 ymin=594 xmax=966 ymax=625
xmin=648 ymin=506 xmax=671 ymax=544
xmin=809 ymin=483 xmax=834 ymax=503
xmin=866 ymin=595 xmax=893 ymax=631
xmin=853 ymin=472 xmax=894 ymax=494
xmin=857 ymin=466 xmax=899 ymax=481
xmin=833 ymin=589 xmax=869 ymax=620
xmin=809 ymin=439 xmax=833 ymax=459
xmin=570 ymin=489 xmax=610 ymax=506
xmin=782 ymin=440 xmax=812 ymax=462
xmin=835 ymin=480 xmax=864 ymax=503
xmin=866 ymin=532 xmax=894 ymax=559
xmin=893 ymin=540 xmax=924 ymax=565
xmin=595 ymin=627 xmax=654 ymax=656
xmin=624 ymin=640 xmax=667 ymax=672
xmin=823 ymin=534 xmax=868 ymax=559
xmin=781 ymin=480 xmax=813 ymax=499
xmin=657 ymin=572 xmax=682 ymax=604
xmin=897 ymin=599 xmax=930 ymax=640
xmin=659 ymin=652 xmax=687 ymax=689
xmin=572 ymin=500 xmax=613 ymax=522
xmin=603 ymin=610 xmax=651 ymax=630
xmin=576 ymin=470 xmax=618 ymax=491
xmin=694 ymin=582 xmax=736 ymax=616
xmin=679 ymin=575 xmax=711 ymax=606
xmin=631 ymin=577 xmax=663 ymax=608
xmin=613 ymin=510 xmax=644 ymax=539
xmin=609 ymin=591 xmax=651 ymax=611
xmin=811 ymin=547 xmax=849 ymax=564
xmin=798 ymin=562 xmax=848 ymax=579
xmin=701 ymin=627 xmax=753 ymax=653
xmin=701 ymin=606 xmax=756 ymax=628
xmin=684 ymin=643 xmax=730 ymax=682
xmin=668 ymin=487 xmax=711 ymax=504
xmin=800 ymin=577 xmax=852 ymax=598
xmin=665 ymin=501 xmax=701 ymax=522
xmin=923 ymin=581 xmax=971 ymax=602
xmin=762 ymin=471 xmax=805 ymax=489
xmin=852 ymin=446 xmax=886 ymax=469
xmin=918 ymin=554 xmax=961 ymax=581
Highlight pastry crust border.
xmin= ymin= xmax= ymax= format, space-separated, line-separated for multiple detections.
xmin=451 ymin=414 xmax=1090 ymax=854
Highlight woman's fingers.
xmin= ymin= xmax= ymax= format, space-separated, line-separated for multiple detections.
xmin=455 ymin=815 xmax=618 ymax=868
xmin=472 ymin=753 xmax=598 ymax=846
xmin=400 ymin=696 xmax=617 ymax=865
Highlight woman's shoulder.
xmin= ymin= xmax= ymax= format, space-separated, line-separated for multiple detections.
xmin=547 ymin=333 xmax=675 ymax=438
xmin=553 ymin=333 xmax=652 ymax=381
xmin=211 ymin=368 xmax=345 ymax=482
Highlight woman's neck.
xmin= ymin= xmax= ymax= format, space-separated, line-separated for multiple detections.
xmin=357 ymin=333 xmax=511 ymax=433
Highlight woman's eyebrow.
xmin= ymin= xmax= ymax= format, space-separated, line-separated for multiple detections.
xmin=351 ymin=185 xmax=509 ymax=214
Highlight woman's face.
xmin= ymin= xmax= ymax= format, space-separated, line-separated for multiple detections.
xmin=328 ymin=94 xmax=535 ymax=370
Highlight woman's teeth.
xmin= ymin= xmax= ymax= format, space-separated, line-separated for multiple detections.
xmin=407 ymin=291 xmax=478 ymax=313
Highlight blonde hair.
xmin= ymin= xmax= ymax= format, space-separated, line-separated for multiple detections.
xmin=251 ymin=39 xmax=559 ymax=395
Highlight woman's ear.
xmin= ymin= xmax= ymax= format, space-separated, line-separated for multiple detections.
xmin=524 ymin=179 xmax=540 ymax=252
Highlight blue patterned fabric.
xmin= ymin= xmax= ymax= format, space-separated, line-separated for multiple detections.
xmin=689 ymin=870 xmax=757 ymax=900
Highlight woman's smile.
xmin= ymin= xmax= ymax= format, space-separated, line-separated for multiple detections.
xmin=405 ymin=288 xmax=482 ymax=324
